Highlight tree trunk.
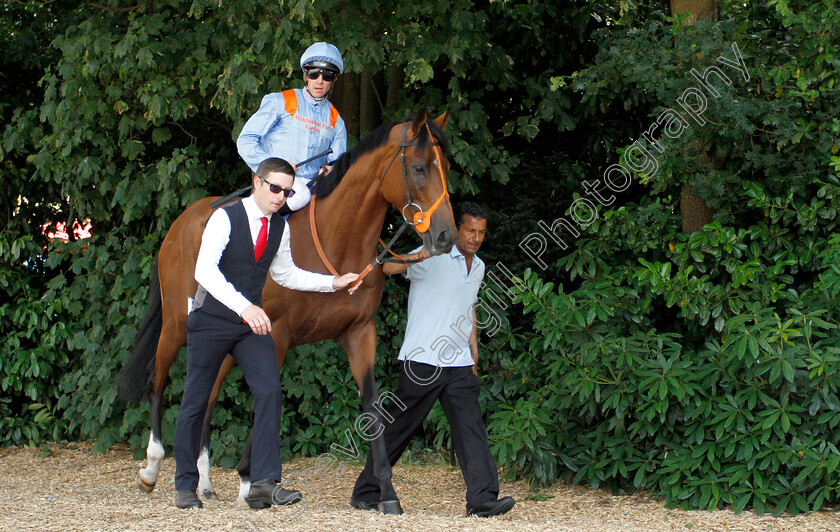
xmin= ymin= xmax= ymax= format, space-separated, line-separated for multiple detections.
xmin=671 ymin=0 xmax=718 ymax=234
xmin=334 ymin=64 xmax=404 ymax=139
xmin=333 ymin=72 xmax=360 ymax=139
xmin=680 ymin=186 xmax=716 ymax=233
xmin=359 ymin=70 xmax=384 ymax=135
xmin=670 ymin=0 xmax=718 ymax=25
xmin=386 ymin=64 xmax=405 ymax=110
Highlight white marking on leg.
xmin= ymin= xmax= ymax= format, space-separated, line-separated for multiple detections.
xmin=139 ymin=433 xmax=165 ymax=484
xmin=237 ymin=476 xmax=251 ymax=504
xmin=197 ymin=447 xmax=215 ymax=497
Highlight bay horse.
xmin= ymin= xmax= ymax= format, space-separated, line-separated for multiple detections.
xmin=118 ymin=109 xmax=456 ymax=514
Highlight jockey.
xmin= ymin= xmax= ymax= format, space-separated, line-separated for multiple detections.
xmin=237 ymin=42 xmax=348 ymax=216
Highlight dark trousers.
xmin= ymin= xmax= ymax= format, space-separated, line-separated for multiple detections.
xmin=352 ymin=361 xmax=499 ymax=511
xmin=174 ymin=311 xmax=282 ymax=491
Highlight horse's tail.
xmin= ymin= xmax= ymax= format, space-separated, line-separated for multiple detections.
xmin=118 ymin=257 xmax=162 ymax=404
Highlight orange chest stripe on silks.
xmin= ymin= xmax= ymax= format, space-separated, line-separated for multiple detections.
xmin=281 ymin=89 xmax=339 ymax=129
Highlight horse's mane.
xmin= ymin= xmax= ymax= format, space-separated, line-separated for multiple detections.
xmin=309 ymin=115 xmax=451 ymax=198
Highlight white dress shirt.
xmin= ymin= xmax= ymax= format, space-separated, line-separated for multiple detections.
xmin=194 ymin=195 xmax=336 ymax=317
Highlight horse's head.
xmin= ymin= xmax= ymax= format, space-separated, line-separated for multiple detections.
xmin=380 ymin=108 xmax=457 ymax=256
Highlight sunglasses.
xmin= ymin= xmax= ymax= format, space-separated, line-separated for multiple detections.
xmin=259 ymin=176 xmax=296 ymax=198
xmin=304 ymin=68 xmax=338 ymax=82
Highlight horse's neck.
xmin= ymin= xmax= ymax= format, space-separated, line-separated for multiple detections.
xmin=311 ymin=154 xmax=390 ymax=269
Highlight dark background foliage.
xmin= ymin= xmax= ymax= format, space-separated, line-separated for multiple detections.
xmin=2 ymin=0 xmax=839 ymax=515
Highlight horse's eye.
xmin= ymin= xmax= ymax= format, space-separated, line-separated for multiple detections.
xmin=413 ymin=165 xmax=426 ymax=175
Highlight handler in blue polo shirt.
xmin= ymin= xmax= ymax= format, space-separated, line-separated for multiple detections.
xmin=349 ymin=202 xmax=515 ymax=518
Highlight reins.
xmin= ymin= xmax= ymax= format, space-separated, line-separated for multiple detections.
xmin=309 ymin=122 xmax=448 ymax=286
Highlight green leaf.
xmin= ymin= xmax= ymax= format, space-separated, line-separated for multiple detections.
xmin=121 ymin=140 xmax=145 ymax=160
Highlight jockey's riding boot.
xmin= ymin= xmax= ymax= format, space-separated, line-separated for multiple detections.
xmin=175 ymin=490 xmax=203 ymax=509
xmin=276 ymin=203 xmax=292 ymax=217
xmin=247 ymin=478 xmax=302 ymax=509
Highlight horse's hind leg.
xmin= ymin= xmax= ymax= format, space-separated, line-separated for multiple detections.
xmin=137 ymin=322 xmax=184 ymax=492
xmin=235 ymin=421 xmax=254 ymax=505
xmin=340 ymin=323 xmax=402 ymax=515
xmin=197 ymin=354 xmax=236 ymax=499
xmin=137 ymin=393 xmax=164 ymax=493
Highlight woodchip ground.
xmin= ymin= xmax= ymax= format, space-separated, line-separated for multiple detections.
xmin=0 ymin=443 xmax=838 ymax=531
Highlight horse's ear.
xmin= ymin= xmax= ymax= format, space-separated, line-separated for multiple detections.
xmin=433 ymin=110 xmax=450 ymax=131
xmin=410 ymin=106 xmax=428 ymax=137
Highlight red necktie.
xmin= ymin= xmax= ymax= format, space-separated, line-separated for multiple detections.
xmin=254 ymin=216 xmax=268 ymax=261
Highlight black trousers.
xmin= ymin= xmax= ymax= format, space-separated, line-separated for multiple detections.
xmin=174 ymin=310 xmax=282 ymax=491
xmin=352 ymin=361 xmax=499 ymax=511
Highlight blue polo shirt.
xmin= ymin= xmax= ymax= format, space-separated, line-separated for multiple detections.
xmin=397 ymin=245 xmax=485 ymax=368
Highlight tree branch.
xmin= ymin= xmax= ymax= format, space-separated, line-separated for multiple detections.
xmin=167 ymin=121 xmax=197 ymax=145
xmin=196 ymin=114 xmax=233 ymax=135
xmin=364 ymin=70 xmax=386 ymax=115
xmin=88 ymin=2 xmax=142 ymax=13
xmin=11 ymin=0 xmax=59 ymax=6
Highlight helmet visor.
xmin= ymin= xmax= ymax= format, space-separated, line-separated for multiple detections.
xmin=303 ymin=60 xmax=340 ymax=73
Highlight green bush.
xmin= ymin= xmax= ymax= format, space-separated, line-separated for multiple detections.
xmin=469 ymin=0 xmax=840 ymax=515
xmin=489 ymin=262 xmax=840 ymax=514
xmin=0 ymin=234 xmax=72 ymax=444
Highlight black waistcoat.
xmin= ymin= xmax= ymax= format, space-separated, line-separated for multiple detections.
xmin=196 ymin=200 xmax=285 ymax=323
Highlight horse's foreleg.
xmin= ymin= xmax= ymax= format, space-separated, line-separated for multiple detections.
xmin=197 ymin=354 xmax=236 ymax=499
xmin=341 ymin=323 xmax=403 ymax=515
xmin=137 ymin=324 xmax=184 ymax=493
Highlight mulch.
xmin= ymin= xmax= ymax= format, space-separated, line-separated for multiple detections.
xmin=0 ymin=443 xmax=837 ymax=531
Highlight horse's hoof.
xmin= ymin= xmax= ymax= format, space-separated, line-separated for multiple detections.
xmin=235 ymin=496 xmax=250 ymax=508
xmin=201 ymin=489 xmax=217 ymax=500
xmin=136 ymin=472 xmax=156 ymax=494
xmin=378 ymin=499 xmax=403 ymax=515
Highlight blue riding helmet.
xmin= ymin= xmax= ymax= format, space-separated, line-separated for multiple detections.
xmin=300 ymin=42 xmax=344 ymax=74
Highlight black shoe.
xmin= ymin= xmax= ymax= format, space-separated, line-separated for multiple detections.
xmin=247 ymin=479 xmax=302 ymax=509
xmin=175 ymin=490 xmax=203 ymax=509
xmin=349 ymin=496 xmax=379 ymax=511
xmin=467 ymin=496 xmax=515 ymax=517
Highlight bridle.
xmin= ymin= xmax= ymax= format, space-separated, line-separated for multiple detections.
xmin=309 ymin=121 xmax=449 ymax=285
xmin=378 ymin=122 xmax=449 ymax=234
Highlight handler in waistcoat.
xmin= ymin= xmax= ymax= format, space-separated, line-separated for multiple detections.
xmin=173 ymin=157 xmax=360 ymax=510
